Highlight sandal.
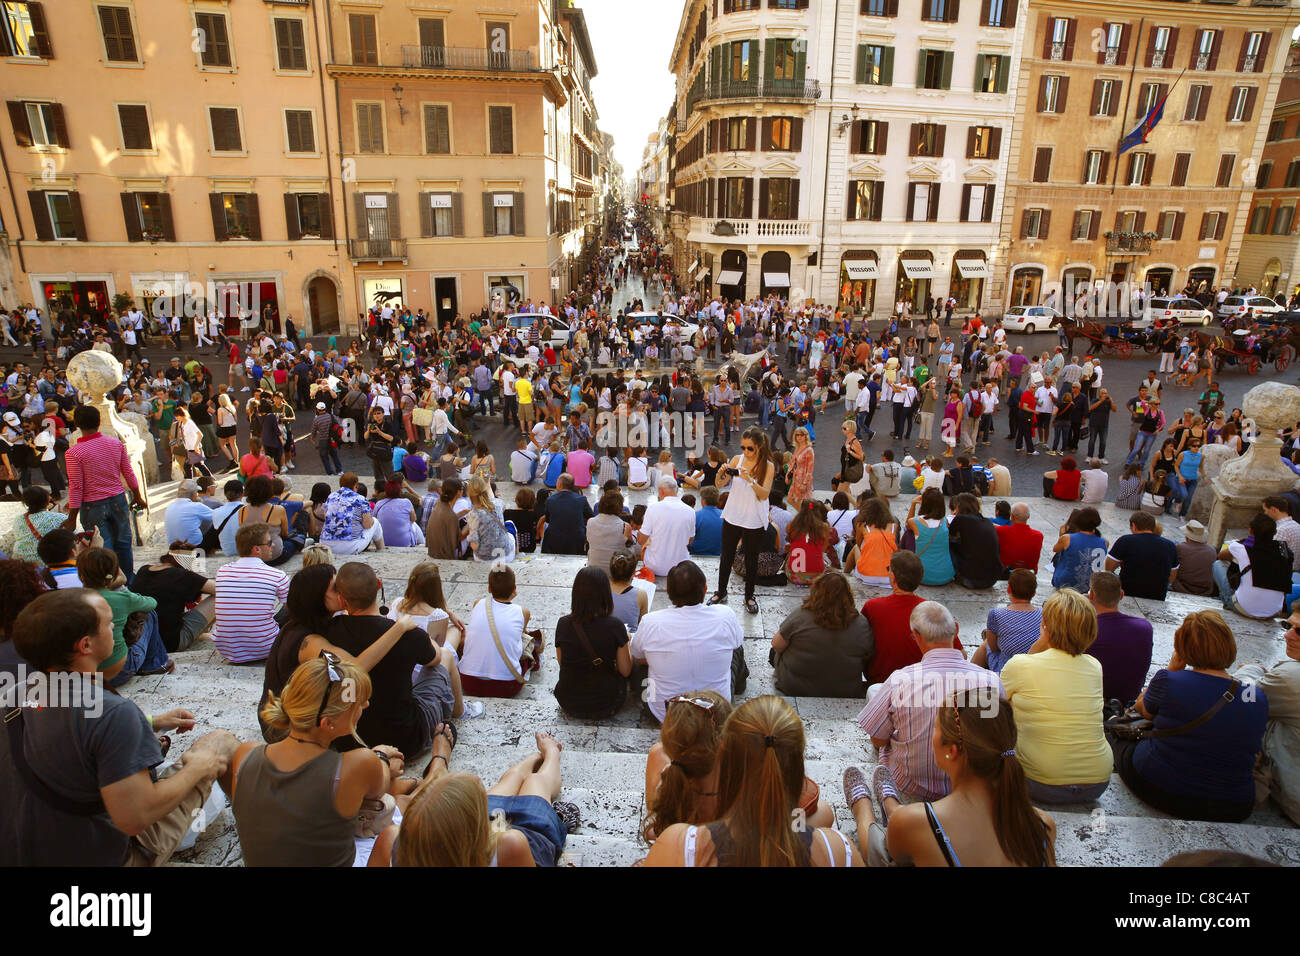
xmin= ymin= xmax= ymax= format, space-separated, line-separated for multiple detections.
xmin=553 ymin=800 xmax=582 ymax=835
xmin=706 ymin=592 xmax=727 ymax=606
xmin=744 ymin=598 xmax=760 ymax=615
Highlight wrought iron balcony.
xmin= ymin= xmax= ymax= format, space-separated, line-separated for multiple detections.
xmin=1105 ymin=234 xmax=1153 ymax=255
xmin=1196 ymin=52 xmax=1211 ymax=70
xmin=347 ymin=238 xmax=408 ymax=262
xmin=1103 ymin=47 xmax=1119 ymax=65
xmin=1150 ymin=51 xmax=1166 ymax=68
xmin=1050 ymin=41 xmax=1066 ymax=60
xmin=686 ymin=217 xmax=816 ymax=244
xmin=400 ymin=45 xmax=535 ymax=72
xmin=697 ymin=77 xmax=821 ymax=105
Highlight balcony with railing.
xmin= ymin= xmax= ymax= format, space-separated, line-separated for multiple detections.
xmin=1103 ymin=47 xmax=1119 ymax=65
xmin=686 ymin=217 xmax=817 ymax=244
xmin=1151 ymin=51 xmax=1166 ymax=68
xmin=1195 ymin=52 xmax=1211 ymax=70
xmin=695 ymin=77 xmax=821 ymax=106
xmin=399 ymin=45 xmax=536 ymax=72
xmin=347 ymin=238 xmax=408 ymax=262
xmin=1104 ymin=233 xmax=1153 ymax=255
xmin=1049 ymin=41 xmax=1066 ymax=60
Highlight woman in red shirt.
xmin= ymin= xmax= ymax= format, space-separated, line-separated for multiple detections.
xmin=785 ymin=501 xmax=841 ymax=586
xmin=1044 ymin=455 xmax=1082 ymax=501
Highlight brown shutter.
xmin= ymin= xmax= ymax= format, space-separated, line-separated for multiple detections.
xmin=885 ymin=0 xmax=898 ymax=14
xmin=1244 ymin=87 xmax=1258 ymax=123
xmin=1255 ymin=33 xmax=1272 ymax=74
xmin=1208 ymin=31 xmax=1222 ymax=71
xmin=450 ymin=193 xmax=463 ymax=237
xmin=1072 ymin=209 xmax=1083 ymax=238
xmin=1172 ymin=212 xmax=1184 ymax=240
xmin=1126 ymin=152 xmax=1137 ymax=185
xmin=935 ymin=125 xmax=946 ymax=156
xmin=482 ymin=193 xmax=495 ymax=236
xmin=947 ymin=0 xmax=959 ymax=23
xmin=67 ymin=192 xmax=86 ymax=241
xmin=1041 ymin=19 xmax=1053 ymax=59
xmin=741 ymin=178 xmax=753 ymax=218
xmin=512 ymin=192 xmax=525 ymax=235
xmin=316 ymin=194 xmax=333 ymax=239
xmin=353 ymin=194 xmax=367 ymax=238
xmin=966 ymin=126 xmax=976 ymax=158
xmin=28 ymin=191 xmax=52 ymax=240
xmin=1196 ymin=87 xmax=1209 ymax=121
xmin=928 ymin=183 xmax=940 ymax=221
xmin=1109 ymin=82 xmax=1121 ymax=116
xmin=789 ymin=179 xmax=800 ymax=218
xmin=418 ymin=192 xmax=432 ymax=237
xmin=1099 ymin=151 xmax=1110 ymax=183
xmin=908 ymin=123 xmax=920 ymax=155
xmin=745 ymin=118 xmax=756 ymax=151
xmin=1143 ymin=155 xmax=1154 ymax=186
xmin=1064 ymin=19 xmax=1076 ymax=60
xmin=246 ymin=193 xmax=261 ymax=241
xmin=1038 ymin=210 xmax=1050 ymax=240
xmin=760 ymin=117 xmax=773 ymax=151
xmin=1167 ymin=28 xmax=1179 ymax=64
xmin=27 ymin=2 xmax=52 ymax=58
xmin=790 ymin=117 xmax=803 ymax=152
xmin=872 ymin=181 xmax=884 ymax=220
xmin=1237 ymin=34 xmax=1251 ymax=72
xmin=1135 ymin=211 xmax=1146 ymax=233
xmin=284 ymin=194 xmax=301 ymax=241
xmin=979 ymin=0 xmax=990 ymax=26
xmin=387 ymin=193 xmax=401 ymax=238
xmin=1088 ymin=212 xmax=1099 ymax=240
xmin=758 ymin=179 xmax=770 ymax=219
xmin=1097 ymin=24 xmax=1111 ymax=66
xmin=1057 ymin=76 xmax=1069 ymax=111
xmin=7 ymin=101 xmax=32 ymax=147
xmin=981 ymin=185 xmax=995 ymax=222
xmin=1036 ymin=75 xmax=1048 ymax=112
xmin=1019 ymin=208 xmax=1030 ymax=238
xmin=989 ymin=127 xmax=1000 ymax=158
xmin=960 ymin=183 xmax=971 ymax=222
xmin=1214 ymin=215 xmax=1225 ymax=240
xmin=121 ymin=192 xmax=142 ymax=242
xmin=1090 ymin=80 xmax=1103 ymax=115
xmin=210 ymin=193 xmax=227 ymax=241
xmin=1144 ymin=27 xmax=1157 ymax=67
xmin=1033 ymin=147 xmax=1051 ymax=182
xmin=1118 ymin=24 xmax=1132 ymax=66
xmin=876 ymin=122 xmax=888 ymax=154
xmin=906 ymin=183 xmax=917 ymax=222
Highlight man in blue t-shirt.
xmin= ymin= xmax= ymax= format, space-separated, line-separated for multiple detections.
xmin=1105 ymin=511 xmax=1180 ymax=600
xmin=690 ymin=485 xmax=724 ymax=556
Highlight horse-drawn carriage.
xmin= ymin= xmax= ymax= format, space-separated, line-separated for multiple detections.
xmin=1061 ymin=316 xmax=1177 ymax=358
xmin=1205 ymin=329 xmax=1294 ymax=375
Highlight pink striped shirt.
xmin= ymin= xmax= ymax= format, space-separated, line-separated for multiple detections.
xmin=66 ymin=431 xmax=139 ymax=509
xmin=213 ymin=557 xmax=289 ymax=664
xmin=858 ymin=649 xmax=1004 ymax=800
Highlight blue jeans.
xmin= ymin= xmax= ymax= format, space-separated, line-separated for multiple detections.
xmin=759 ymin=398 xmax=772 ymax=428
xmin=1126 ymin=430 xmax=1157 ymax=468
xmin=81 ymin=492 xmax=135 ymax=584
xmin=1026 ymin=778 xmax=1109 ymax=805
xmin=1211 ymin=561 xmax=1240 ymax=613
xmin=107 ymin=610 xmax=169 ymax=687
xmin=1179 ymin=478 xmax=1198 ymax=517
xmin=319 ymin=446 xmax=343 ymax=475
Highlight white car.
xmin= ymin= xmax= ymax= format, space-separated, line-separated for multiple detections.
xmin=502 ymin=313 xmax=570 ymax=352
xmin=1217 ymin=295 xmax=1284 ymax=321
xmin=1001 ymin=305 xmax=1063 ymax=334
xmin=1138 ymin=297 xmax=1214 ymax=328
xmin=626 ymin=310 xmax=700 ymax=345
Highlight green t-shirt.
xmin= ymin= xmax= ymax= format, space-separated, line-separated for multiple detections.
xmin=916 ymin=365 xmax=931 ymax=386
xmin=96 ymin=587 xmax=158 ymax=671
xmin=154 ymin=399 xmax=176 ymax=430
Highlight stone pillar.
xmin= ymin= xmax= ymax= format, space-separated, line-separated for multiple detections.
xmin=65 ymin=350 xmax=155 ymax=506
xmin=1204 ymin=381 xmax=1300 ymax=549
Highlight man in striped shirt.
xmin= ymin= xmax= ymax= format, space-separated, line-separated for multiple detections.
xmin=212 ymin=523 xmax=289 ymax=664
xmin=63 ymin=404 xmax=146 ymax=583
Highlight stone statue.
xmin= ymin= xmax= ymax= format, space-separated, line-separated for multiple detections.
xmin=65 ymin=350 xmax=154 ymax=503
xmin=1205 ymin=381 xmax=1300 ymax=548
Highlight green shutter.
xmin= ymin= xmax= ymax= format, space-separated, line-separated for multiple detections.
xmin=940 ymin=51 xmax=953 ymax=90
xmin=916 ymin=50 xmax=926 ymax=88
xmin=881 ymin=47 xmax=894 ymax=86
xmin=974 ymin=54 xmax=985 ymax=91
xmin=793 ymin=47 xmax=806 ymax=85
xmin=995 ymin=55 xmax=1009 ymax=94
xmin=765 ymin=38 xmax=776 ymax=81
xmin=748 ymin=40 xmax=758 ymax=85
xmin=856 ymin=45 xmax=868 ymax=84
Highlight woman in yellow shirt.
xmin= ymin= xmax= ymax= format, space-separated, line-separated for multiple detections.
xmin=1000 ymin=589 xmax=1112 ymax=804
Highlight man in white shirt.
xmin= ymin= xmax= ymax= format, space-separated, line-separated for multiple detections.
xmin=630 ymin=561 xmax=745 ymax=723
xmin=1080 ymin=459 xmax=1109 ymax=504
xmin=164 ymin=479 xmax=214 ymax=548
xmin=1034 ymin=382 xmax=1058 ymax=447
xmin=637 ymin=476 xmax=696 ymax=576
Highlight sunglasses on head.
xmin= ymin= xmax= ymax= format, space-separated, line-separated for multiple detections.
xmin=667 ymin=695 xmax=715 ymax=711
xmin=315 ymin=651 xmax=344 ymax=728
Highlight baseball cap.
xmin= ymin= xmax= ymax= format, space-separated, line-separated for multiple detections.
xmin=316 ymin=402 xmax=327 ymax=411
xmin=178 ymin=479 xmax=201 ymax=495
xmin=2 ymin=412 xmax=19 ymax=425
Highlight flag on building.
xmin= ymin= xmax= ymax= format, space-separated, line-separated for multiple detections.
xmin=1119 ymin=94 xmax=1168 ymax=156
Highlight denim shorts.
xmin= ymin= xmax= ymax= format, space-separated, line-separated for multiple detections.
xmin=487 ymin=795 xmax=567 ymax=867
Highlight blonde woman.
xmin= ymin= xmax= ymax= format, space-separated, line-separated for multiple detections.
xmin=216 ymin=392 xmax=240 ymax=468
xmin=372 ymin=730 xmax=571 ymax=867
xmin=465 ymin=474 xmax=515 ymax=563
xmin=223 ymin=656 xmax=421 ymax=867
xmin=788 ymin=426 xmax=815 ymax=509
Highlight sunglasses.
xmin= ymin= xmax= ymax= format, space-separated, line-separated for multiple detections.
xmin=741 ymin=444 xmax=756 ymax=452
xmin=667 ymin=695 xmax=715 ymax=711
xmin=315 ymin=651 xmax=344 ymax=728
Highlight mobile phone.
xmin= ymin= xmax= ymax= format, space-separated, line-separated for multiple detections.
xmin=75 ymin=531 xmax=95 ymax=543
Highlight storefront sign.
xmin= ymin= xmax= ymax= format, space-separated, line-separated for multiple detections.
xmin=954 ymin=259 xmax=989 ymax=279
xmin=429 ymin=195 xmax=452 ymax=208
xmin=900 ymin=259 xmax=934 ymax=279
xmin=494 ymin=194 xmax=515 ymax=207
xmin=843 ymin=261 xmax=879 ymax=281
xmin=365 ymin=194 xmax=388 ymax=209
xmin=362 ymin=277 xmax=404 ymax=311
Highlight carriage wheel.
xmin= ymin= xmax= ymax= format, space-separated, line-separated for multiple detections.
xmin=1248 ymin=356 xmax=1262 ymax=376
xmin=1143 ymin=338 xmax=1160 ymax=354
xmin=1277 ymin=347 xmax=1294 ymax=373
xmin=1115 ymin=341 xmax=1134 ymax=359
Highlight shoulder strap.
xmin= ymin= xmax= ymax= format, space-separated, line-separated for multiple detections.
xmin=924 ymin=802 xmax=958 ymax=868
xmin=483 ymin=599 xmax=525 ymax=684
xmin=4 ymin=707 xmax=108 ymax=816
xmin=215 ymin=506 xmax=240 ymax=536
xmin=1147 ymin=678 xmax=1242 ymax=740
xmin=24 ymin=514 xmax=45 ymax=541
xmin=569 ymin=617 xmax=606 ymax=668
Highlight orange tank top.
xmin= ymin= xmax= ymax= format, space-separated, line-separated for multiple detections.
xmin=855 ymin=526 xmax=898 ymax=579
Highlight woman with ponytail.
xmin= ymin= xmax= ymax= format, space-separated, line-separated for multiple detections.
xmin=644 ymin=696 xmax=860 ymax=866
xmin=783 ymin=500 xmax=840 ymax=585
xmin=224 ymin=655 xmax=421 ymax=866
xmin=843 ymin=692 xmax=1057 ymax=867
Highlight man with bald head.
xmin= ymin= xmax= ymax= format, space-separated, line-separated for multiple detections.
xmin=637 ymin=475 xmax=696 ymax=576
xmin=996 ymin=502 xmax=1044 ymax=577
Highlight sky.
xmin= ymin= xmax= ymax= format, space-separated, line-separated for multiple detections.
xmin=581 ymin=0 xmax=680 ymax=176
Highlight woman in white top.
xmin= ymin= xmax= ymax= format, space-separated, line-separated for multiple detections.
xmin=459 ymin=565 xmax=533 ymax=699
xmin=920 ymin=458 xmax=946 ymax=493
xmin=35 ymin=417 xmax=64 ymax=500
xmin=216 ymin=392 xmax=241 ymax=467
xmin=709 ymin=426 xmax=776 ymax=616
xmin=627 ymin=447 xmax=651 ymax=490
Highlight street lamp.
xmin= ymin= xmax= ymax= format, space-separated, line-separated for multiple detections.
xmin=392 ymin=84 xmax=406 ymax=124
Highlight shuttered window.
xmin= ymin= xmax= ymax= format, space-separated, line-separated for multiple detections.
xmin=349 ymin=13 xmax=377 ymax=65
xmin=208 ymin=107 xmax=242 ymax=152
xmin=356 ymin=103 xmax=384 ymax=154
xmin=195 ymin=12 xmax=231 ymax=67
xmin=284 ymin=110 xmax=314 ymax=153
xmin=488 ymin=105 xmax=513 ymax=154
xmin=97 ymin=5 xmax=137 ymax=62
xmin=117 ymin=104 xmax=151 ymax=150
xmin=274 ymin=18 xmax=308 ymax=71
xmin=424 ymin=105 xmax=450 ymax=154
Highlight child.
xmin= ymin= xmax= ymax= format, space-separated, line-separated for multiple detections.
xmin=504 ymin=488 xmax=539 ymax=554
xmin=784 ymin=501 xmax=840 ymax=586
xmin=542 ymin=440 xmax=567 ymax=489
xmin=991 ymin=500 xmax=1012 ymax=527
xmin=402 ymin=441 xmax=428 ymax=482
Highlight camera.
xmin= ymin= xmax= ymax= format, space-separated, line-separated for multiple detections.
xmin=725 ymin=467 xmax=741 ymax=477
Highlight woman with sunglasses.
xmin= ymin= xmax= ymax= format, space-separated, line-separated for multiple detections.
xmin=226 ymin=655 xmax=419 ymax=866
xmin=709 ymin=426 xmax=776 ymax=616
xmin=644 ymin=695 xmax=859 ymax=866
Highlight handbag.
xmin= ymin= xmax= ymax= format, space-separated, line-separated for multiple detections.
xmin=412 ymin=407 xmax=434 ymax=428
xmin=355 ymin=793 xmax=397 ymax=838
xmin=1104 ymin=678 xmax=1241 ymax=742
xmin=365 ymin=436 xmax=391 ymax=460
xmin=484 ymin=598 xmax=543 ymax=684
xmin=843 ymin=448 xmax=864 ymax=485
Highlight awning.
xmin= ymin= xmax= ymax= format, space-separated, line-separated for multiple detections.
xmin=900 ymin=259 xmax=934 ymax=279
xmin=717 ymin=270 xmax=744 ymax=286
xmin=954 ymin=259 xmax=989 ymax=279
xmin=688 ymin=258 xmax=700 ymax=275
xmin=843 ymin=260 xmax=879 ymax=280
xmin=764 ymin=273 xmax=791 ymax=287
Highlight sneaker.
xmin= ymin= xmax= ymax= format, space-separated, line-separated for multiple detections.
xmin=1100 ymin=458 xmax=1110 ymax=465
xmin=872 ymin=764 xmax=900 ymax=826
xmin=1030 ymin=450 xmax=1040 ymax=456
xmin=842 ymin=766 xmax=870 ymax=812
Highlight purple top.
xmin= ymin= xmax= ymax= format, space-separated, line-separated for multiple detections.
xmin=1090 ymin=611 xmax=1154 ymax=706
